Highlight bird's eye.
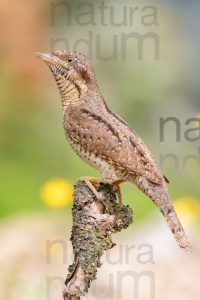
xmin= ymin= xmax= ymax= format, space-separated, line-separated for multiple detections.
xmin=68 ymin=58 xmax=73 ymax=63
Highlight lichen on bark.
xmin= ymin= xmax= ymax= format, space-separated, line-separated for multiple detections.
xmin=63 ymin=180 xmax=133 ymax=300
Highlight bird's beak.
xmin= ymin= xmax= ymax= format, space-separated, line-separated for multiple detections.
xmin=35 ymin=52 xmax=55 ymax=64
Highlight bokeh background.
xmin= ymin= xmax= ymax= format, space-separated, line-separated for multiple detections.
xmin=0 ymin=0 xmax=200 ymax=299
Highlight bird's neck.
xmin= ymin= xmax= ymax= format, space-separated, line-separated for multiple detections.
xmin=55 ymin=73 xmax=88 ymax=107
xmin=55 ymin=73 xmax=103 ymax=110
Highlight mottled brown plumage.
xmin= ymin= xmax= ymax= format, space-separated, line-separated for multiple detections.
xmin=36 ymin=50 xmax=192 ymax=252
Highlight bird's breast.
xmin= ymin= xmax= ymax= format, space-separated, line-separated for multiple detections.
xmin=65 ymin=134 xmax=117 ymax=180
xmin=66 ymin=134 xmax=103 ymax=170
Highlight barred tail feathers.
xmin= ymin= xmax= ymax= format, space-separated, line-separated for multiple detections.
xmin=132 ymin=176 xmax=192 ymax=252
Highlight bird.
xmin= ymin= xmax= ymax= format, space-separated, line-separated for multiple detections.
xmin=36 ymin=50 xmax=191 ymax=252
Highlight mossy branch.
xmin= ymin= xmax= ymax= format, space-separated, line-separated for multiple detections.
xmin=63 ymin=180 xmax=133 ymax=300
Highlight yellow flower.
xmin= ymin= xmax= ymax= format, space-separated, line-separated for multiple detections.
xmin=40 ymin=178 xmax=73 ymax=208
xmin=174 ymin=196 xmax=200 ymax=225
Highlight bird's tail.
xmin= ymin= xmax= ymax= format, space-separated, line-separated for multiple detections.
xmin=133 ymin=176 xmax=192 ymax=252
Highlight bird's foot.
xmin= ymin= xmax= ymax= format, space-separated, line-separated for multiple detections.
xmin=79 ymin=176 xmax=103 ymax=201
xmin=105 ymin=179 xmax=125 ymax=207
xmin=79 ymin=177 xmax=125 ymax=207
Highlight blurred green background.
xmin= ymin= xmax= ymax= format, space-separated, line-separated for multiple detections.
xmin=0 ymin=1 xmax=200 ymax=299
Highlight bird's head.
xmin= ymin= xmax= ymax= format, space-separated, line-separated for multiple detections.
xmin=36 ymin=50 xmax=96 ymax=106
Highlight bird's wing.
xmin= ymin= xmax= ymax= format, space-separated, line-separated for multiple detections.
xmin=107 ymin=109 xmax=164 ymax=184
xmin=65 ymin=107 xmax=164 ymax=185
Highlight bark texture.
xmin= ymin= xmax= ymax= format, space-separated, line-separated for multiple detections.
xmin=63 ymin=180 xmax=133 ymax=300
